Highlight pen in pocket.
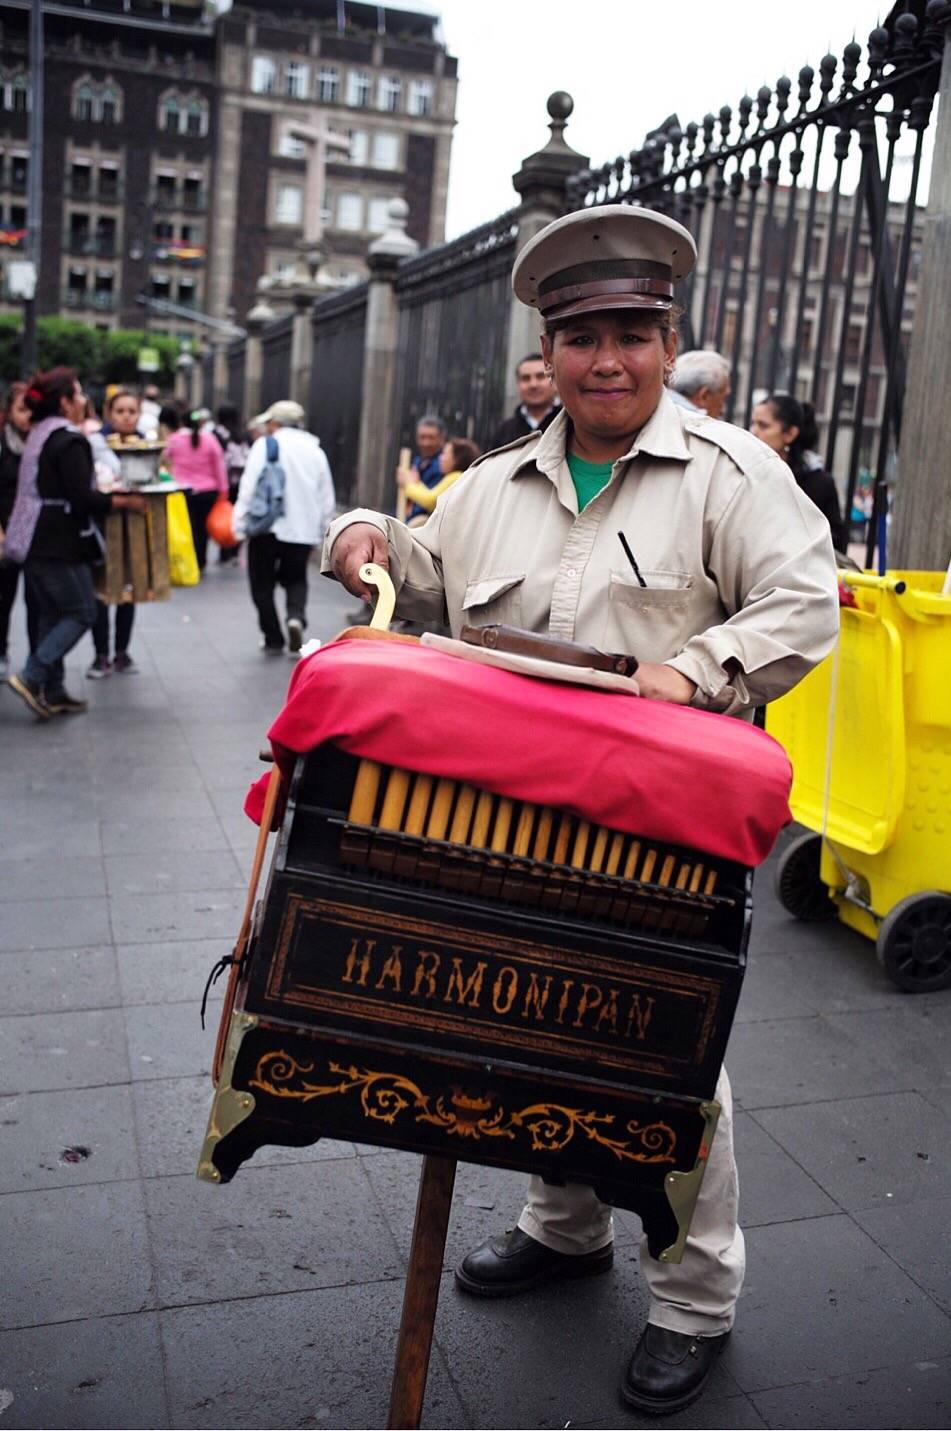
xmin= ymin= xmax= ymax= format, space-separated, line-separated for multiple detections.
xmin=618 ymin=531 xmax=647 ymax=588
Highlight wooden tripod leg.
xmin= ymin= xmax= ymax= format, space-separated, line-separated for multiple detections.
xmin=387 ymin=1154 xmax=457 ymax=1431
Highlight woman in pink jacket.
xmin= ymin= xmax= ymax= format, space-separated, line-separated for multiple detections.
xmin=164 ymin=409 xmax=228 ymax=573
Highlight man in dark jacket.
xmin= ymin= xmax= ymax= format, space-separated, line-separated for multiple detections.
xmin=487 ymin=352 xmax=560 ymax=450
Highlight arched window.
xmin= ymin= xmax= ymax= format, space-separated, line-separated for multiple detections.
xmin=75 ymin=82 xmax=96 ymax=121
xmin=11 ymin=74 xmax=29 ymax=113
xmin=185 ymin=99 xmax=205 ymax=137
xmin=160 ymin=95 xmax=181 ymax=134
xmin=100 ymin=85 xmax=121 ymax=124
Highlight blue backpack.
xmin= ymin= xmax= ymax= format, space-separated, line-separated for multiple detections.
xmin=245 ymin=435 xmax=286 ymax=536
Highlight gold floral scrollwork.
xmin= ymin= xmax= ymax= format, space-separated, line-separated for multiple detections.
xmin=249 ymin=1052 xmax=677 ymax=1165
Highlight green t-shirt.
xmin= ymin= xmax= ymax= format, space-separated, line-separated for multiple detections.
xmin=566 ymin=452 xmax=614 ymax=511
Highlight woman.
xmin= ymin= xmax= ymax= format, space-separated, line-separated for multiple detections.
xmin=749 ymin=393 xmax=848 ymax=553
xmin=328 ymin=206 xmax=842 ymax=1418
xmin=396 ymin=435 xmax=481 ymax=527
xmin=212 ymin=403 xmax=248 ymax=564
xmin=163 ymin=406 xmax=228 ymax=572
xmin=4 ymin=367 xmax=144 ymax=719
xmin=88 ymin=388 xmax=145 ymax=676
xmin=0 ymin=381 xmax=37 ymax=677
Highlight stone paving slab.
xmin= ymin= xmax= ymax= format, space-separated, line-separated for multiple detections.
xmin=116 ymin=938 xmax=232 ymax=1007
xmin=125 ymin=999 xmax=221 ymax=1083
xmin=159 ymin=1283 xmax=468 ymax=1430
xmin=144 ymin=1159 xmax=404 ymax=1307
xmin=754 ymin=1090 xmax=951 ymax=1210
xmin=0 ymin=895 xmax=113 ymax=953
xmin=854 ymin=1195 xmax=951 ymax=1314
xmin=0 ymin=1083 xmax=138 ymax=1193
xmin=0 ymin=1180 xmax=154 ymax=1328
xmin=727 ymin=1215 xmax=950 ymax=1392
xmin=0 ymin=1311 xmax=170 ymax=1429
xmin=0 ymin=1007 xmax=130 ymax=1094
xmin=0 ymin=944 xmax=119 ymax=1017
xmin=748 ymin=1358 xmax=951 ymax=1429
xmin=132 ymin=1075 xmax=354 ymax=1181
xmin=1 ymin=566 xmax=950 ymax=1428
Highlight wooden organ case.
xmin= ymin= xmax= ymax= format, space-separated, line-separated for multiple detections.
xmin=198 ymin=573 xmax=754 ymax=1426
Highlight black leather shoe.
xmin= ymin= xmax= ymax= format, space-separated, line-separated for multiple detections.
xmin=454 ymin=1227 xmax=613 ymax=1298
xmin=620 ymin=1323 xmax=730 ymax=1415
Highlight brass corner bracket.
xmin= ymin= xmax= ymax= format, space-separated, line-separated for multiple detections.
xmin=196 ymin=1011 xmax=260 ymax=1184
xmin=658 ymin=1099 xmax=721 ymax=1264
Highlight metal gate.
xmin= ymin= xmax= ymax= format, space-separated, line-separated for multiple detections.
xmin=259 ymin=313 xmax=294 ymax=412
xmin=226 ymin=338 xmax=246 ymax=414
xmin=392 ymin=208 xmax=518 ymax=459
xmin=309 ymin=282 xmax=368 ymax=509
xmin=566 ymin=4 xmax=946 ymax=556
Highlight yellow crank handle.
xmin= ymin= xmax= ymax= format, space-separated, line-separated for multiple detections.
xmin=360 ymin=562 xmax=397 ymax=632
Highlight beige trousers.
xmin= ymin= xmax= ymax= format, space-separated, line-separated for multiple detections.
xmin=517 ymin=1068 xmax=744 ymax=1336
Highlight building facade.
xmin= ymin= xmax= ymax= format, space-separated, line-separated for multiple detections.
xmin=0 ymin=0 xmax=456 ymax=340
xmin=212 ymin=0 xmax=457 ymax=321
xmin=0 ymin=0 xmax=216 ymax=341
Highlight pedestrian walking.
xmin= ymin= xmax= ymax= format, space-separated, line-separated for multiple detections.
xmin=232 ymin=399 xmax=335 ymax=655
xmin=487 ymin=352 xmax=560 ymax=449
xmin=325 ymin=205 xmax=839 ymax=1416
xmin=163 ymin=407 xmax=229 ymax=573
xmin=88 ymin=389 xmax=147 ymax=677
xmin=212 ymin=403 xmax=249 ymax=565
xmin=0 ymin=381 xmax=38 ymax=677
xmin=750 ymin=392 xmax=848 ymax=554
xmin=4 ymin=367 xmax=144 ymax=719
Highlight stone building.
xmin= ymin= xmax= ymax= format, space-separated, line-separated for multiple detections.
xmin=0 ymin=0 xmax=216 ymax=341
xmin=0 ymin=0 xmax=456 ymax=338
xmin=213 ymin=0 xmax=457 ymax=322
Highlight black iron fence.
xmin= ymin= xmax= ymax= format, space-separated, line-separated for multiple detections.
xmin=226 ymin=338 xmax=245 ymax=413
xmin=309 ymin=282 xmax=369 ymax=508
xmin=259 ymin=312 xmax=294 ymax=413
xmin=566 ymin=1 xmax=948 ymax=554
xmin=200 ymin=347 xmax=215 ymax=410
xmin=392 ymin=208 xmax=519 ymax=459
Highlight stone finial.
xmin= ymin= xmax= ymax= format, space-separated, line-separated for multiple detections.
xmin=513 ymin=91 xmax=590 ymax=203
xmin=247 ymin=275 xmax=276 ymax=327
xmin=368 ymin=198 xmax=419 ymax=260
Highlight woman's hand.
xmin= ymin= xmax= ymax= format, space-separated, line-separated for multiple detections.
xmin=330 ymin=522 xmax=390 ymax=601
xmin=635 ymin=662 xmax=697 ymax=704
xmin=113 ymin=493 xmax=147 ymax=515
xmin=395 ymin=467 xmax=413 ymax=489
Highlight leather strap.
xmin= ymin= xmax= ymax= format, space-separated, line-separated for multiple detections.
xmin=211 ymin=760 xmax=283 ymax=1085
xmin=461 ymin=623 xmax=638 ymax=677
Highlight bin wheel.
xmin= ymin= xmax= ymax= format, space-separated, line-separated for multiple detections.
xmin=876 ymin=892 xmax=951 ymax=993
xmin=775 ymin=832 xmax=836 ymax=921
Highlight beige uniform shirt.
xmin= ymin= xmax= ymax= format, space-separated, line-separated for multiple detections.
xmin=322 ymin=394 xmax=839 ymax=716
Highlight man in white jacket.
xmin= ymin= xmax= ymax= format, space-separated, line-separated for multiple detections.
xmin=233 ymin=399 xmax=336 ymax=654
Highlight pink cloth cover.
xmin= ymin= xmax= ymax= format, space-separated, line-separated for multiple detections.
xmin=244 ymin=637 xmax=792 ymax=867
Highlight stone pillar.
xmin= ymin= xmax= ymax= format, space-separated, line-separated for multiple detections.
xmin=891 ymin=18 xmax=951 ymax=570
xmin=210 ymin=332 xmax=230 ymax=412
xmin=291 ymin=292 xmax=314 ymax=410
xmin=355 ymin=199 xmax=419 ymax=512
xmin=504 ymin=93 xmax=590 ymax=413
xmin=244 ymin=295 xmax=273 ymax=421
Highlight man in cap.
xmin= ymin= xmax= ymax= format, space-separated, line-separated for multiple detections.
xmin=233 ymin=399 xmax=335 ymax=654
xmin=322 ymin=206 xmax=838 ymax=1413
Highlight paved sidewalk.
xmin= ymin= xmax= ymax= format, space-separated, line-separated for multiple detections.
xmin=0 ymin=560 xmax=949 ymax=1430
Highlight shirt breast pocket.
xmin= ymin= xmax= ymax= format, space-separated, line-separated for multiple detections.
xmin=603 ymin=571 xmax=695 ymax=658
xmin=461 ymin=573 xmax=525 ymax=629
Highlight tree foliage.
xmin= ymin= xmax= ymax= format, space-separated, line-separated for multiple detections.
xmin=0 ymin=317 xmax=181 ymax=386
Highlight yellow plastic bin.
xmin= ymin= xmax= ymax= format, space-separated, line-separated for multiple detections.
xmin=766 ymin=570 xmax=951 ymax=991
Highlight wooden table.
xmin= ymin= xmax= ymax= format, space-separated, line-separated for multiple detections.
xmin=94 ymin=483 xmax=185 ymax=605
